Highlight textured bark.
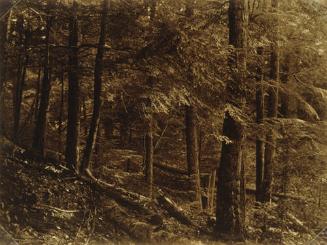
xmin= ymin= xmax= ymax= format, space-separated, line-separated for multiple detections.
xmin=185 ymin=105 xmax=202 ymax=209
xmin=263 ymin=0 xmax=279 ymax=203
xmin=65 ymin=0 xmax=80 ymax=171
xmin=0 ymin=2 xmax=11 ymax=136
xmin=256 ymin=47 xmax=265 ymax=202
xmin=216 ymin=112 xmax=245 ymax=239
xmin=215 ymin=0 xmax=248 ymax=240
xmin=144 ymin=116 xmax=154 ymax=199
xmin=32 ymin=8 xmax=53 ymax=157
xmin=80 ymin=0 xmax=109 ymax=174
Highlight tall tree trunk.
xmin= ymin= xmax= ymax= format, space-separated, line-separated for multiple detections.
xmin=183 ymin=0 xmax=202 ymax=209
xmin=256 ymin=47 xmax=265 ymax=202
xmin=262 ymin=0 xmax=279 ymax=203
xmin=0 ymin=1 xmax=11 ymax=136
xmin=65 ymin=0 xmax=80 ymax=171
xmin=185 ymin=105 xmax=202 ymax=209
xmin=58 ymin=66 xmax=65 ymax=158
xmin=13 ymin=17 xmax=31 ymax=143
xmin=144 ymin=115 xmax=154 ymax=199
xmin=215 ymin=0 xmax=248 ymax=240
xmin=32 ymin=6 xmax=53 ymax=157
xmin=80 ymin=0 xmax=109 ymax=174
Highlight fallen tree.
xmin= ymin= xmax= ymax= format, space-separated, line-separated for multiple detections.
xmin=156 ymin=189 xmax=194 ymax=226
xmin=103 ymin=201 xmax=154 ymax=242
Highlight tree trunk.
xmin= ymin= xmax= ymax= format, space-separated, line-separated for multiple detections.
xmin=34 ymin=64 xmax=42 ymax=121
xmin=65 ymin=0 xmax=80 ymax=171
xmin=185 ymin=105 xmax=202 ymax=209
xmin=32 ymin=8 xmax=53 ymax=157
xmin=13 ymin=15 xmax=24 ymax=142
xmin=13 ymin=21 xmax=31 ymax=143
xmin=80 ymin=0 xmax=109 ymax=174
xmin=144 ymin=115 xmax=154 ymax=199
xmin=0 ymin=1 xmax=11 ymax=136
xmin=216 ymin=112 xmax=245 ymax=239
xmin=58 ymin=66 xmax=65 ymax=158
xmin=263 ymin=0 xmax=279 ymax=203
xmin=256 ymin=47 xmax=265 ymax=202
xmin=280 ymin=54 xmax=290 ymax=117
xmin=215 ymin=0 xmax=248 ymax=240
xmin=82 ymin=96 xmax=88 ymax=135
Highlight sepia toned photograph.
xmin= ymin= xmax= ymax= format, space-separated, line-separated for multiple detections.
xmin=0 ymin=0 xmax=326 ymax=244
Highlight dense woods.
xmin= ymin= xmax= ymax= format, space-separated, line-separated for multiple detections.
xmin=0 ymin=0 xmax=326 ymax=244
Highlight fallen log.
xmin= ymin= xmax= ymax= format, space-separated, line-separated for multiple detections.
xmin=154 ymin=162 xmax=188 ymax=175
xmin=1 ymin=137 xmax=155 ymax=216
xmin=104 ymin=201 xmax=153 ymax=242
xmin=81 ymin=169 xmax=154 ymax=216
xmin=286 ymin=212 xmax=313 ymax=235
xmin=156 ymin=189 xmax=194 ymax=226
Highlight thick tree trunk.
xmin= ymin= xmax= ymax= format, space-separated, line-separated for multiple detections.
xmin=65 ymin=0 xmax=80 ymax=171
xmin=256 ymin=47 xmax=265 ymax=202
xmin=144 ymin=115 xmax=154 ymax=199
xmin=215 ymin=0 xmax=248 ymax=240
xmin=80 ymin=0 xmax=109 ymax=174
xmin=263 ymin=0 xmax=279 ymax=203
xmin=216 ymin=112 xmax=245 ymax=239
xmin=32 ymin=9 xmax=53 ymax=157
xmin=185 ymin=105 xmax=202 ymax=209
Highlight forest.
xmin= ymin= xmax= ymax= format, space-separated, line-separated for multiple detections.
xmin=0 ymin=0 xmax=326 ymax=244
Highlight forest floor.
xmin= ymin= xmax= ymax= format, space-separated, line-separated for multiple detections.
xmin=0 ymin=142 xmax=225 ymax=245
xmin=0 ymin=138 xmax=324 ymax=244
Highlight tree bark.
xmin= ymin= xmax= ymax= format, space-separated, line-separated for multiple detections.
xmin=65 ymin=0 xmax=80 ymax=171
xmin=262 ymin=0 xmax=279 ymax=203
xmin=256 ymin=47 xmax=265 ymax=202
xmin=80 ymin=0 xmax=109 ymax=174
xmin=34 ymin=64 xmax=42 ymax=121
xmin=13 ymin=15 xmax=25 ymax=142
xmin=0 ymin=1 xmax=11 ymax=137
xmin=185 ymin=105 xmax=202 ymax=209
xmin=15 ymin=25 xmax=31 ymax=142
xmin=144 ymin=115 xmax=154 ymax=199
xmin=58 ymin=66 xmax=65 ymax=158
xmin=215 ymin=0 xmax=248 ymax=240
xmin=216 ymin=112 xmax=245 ymax=239
xmin=32 ymin=6 xmax=53 ymax=157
